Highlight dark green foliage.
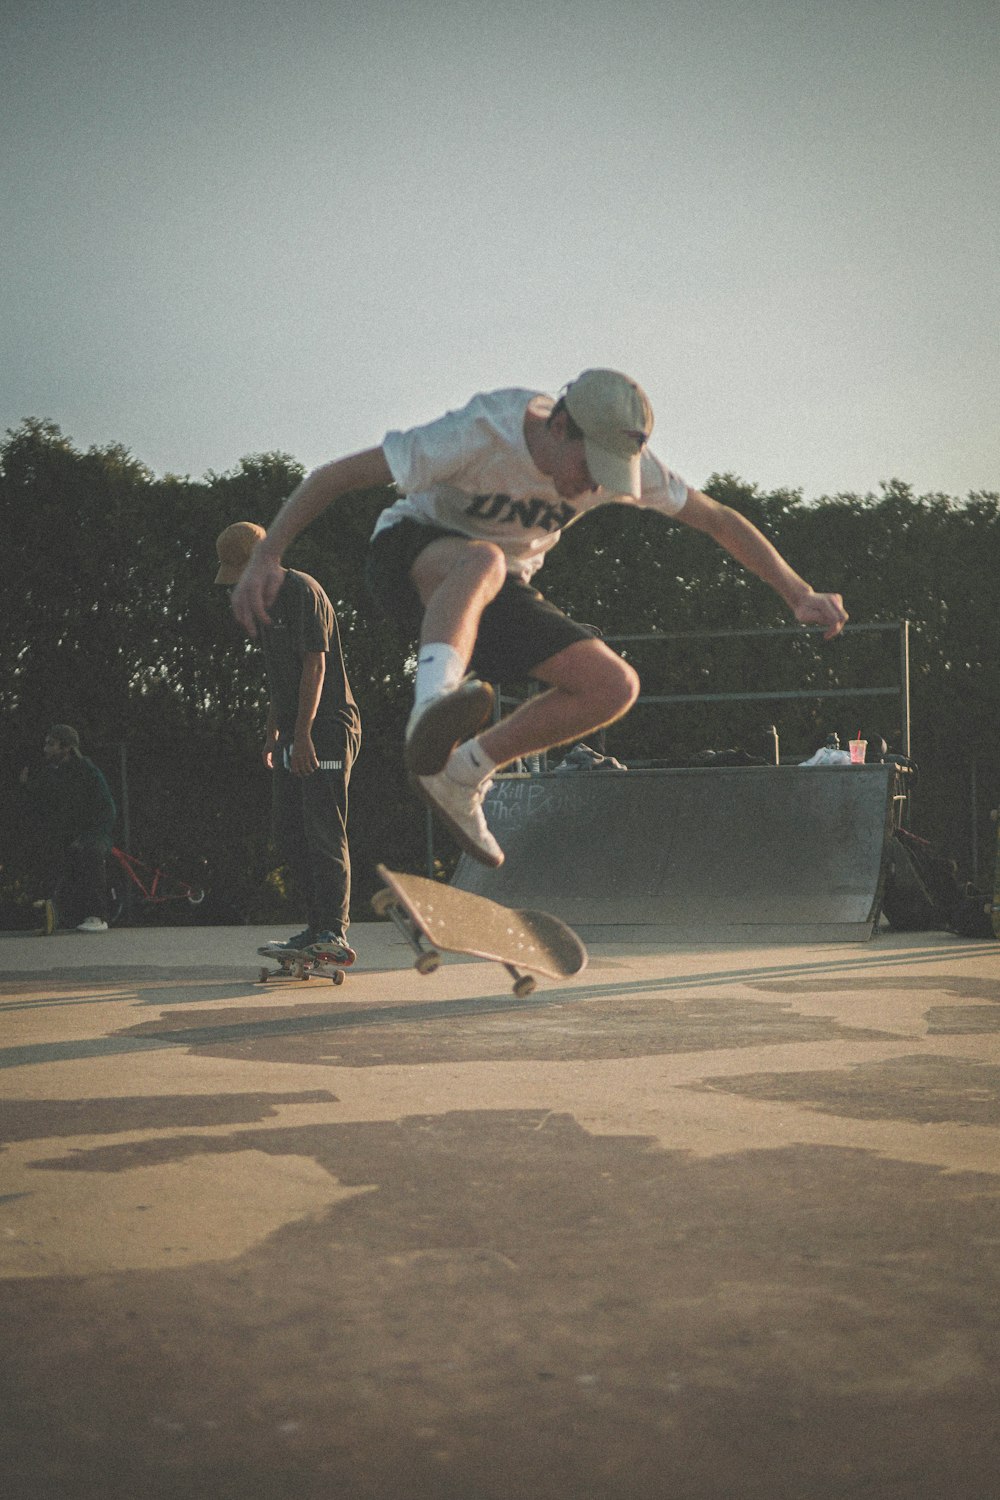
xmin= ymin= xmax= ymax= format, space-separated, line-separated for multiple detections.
xmin=2 ymin=421 xmax=997 ymax=924
xmin=1 ymin=420 xmax=422 ymax=927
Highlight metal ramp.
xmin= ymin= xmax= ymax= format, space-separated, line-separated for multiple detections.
xmin=453 ymin=765 xmax=900 ymax=943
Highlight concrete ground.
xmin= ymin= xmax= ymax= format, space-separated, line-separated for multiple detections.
xmin=1 ymin=918 xmax=998 ymax=1499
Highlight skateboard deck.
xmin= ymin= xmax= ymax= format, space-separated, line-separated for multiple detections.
xmin=371 ymin=864 xmax=587 ymax=996
xmin=256 ymin=945 xmax=347 ymax=986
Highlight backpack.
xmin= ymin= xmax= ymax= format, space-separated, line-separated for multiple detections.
xmin=882 ymin=828 xmax=995 ymax=938
xmin=949 ymin=888 xmax=997 ymax=940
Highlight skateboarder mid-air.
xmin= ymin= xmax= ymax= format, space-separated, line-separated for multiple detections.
xmin=231 ymin=369 xmax=848 ymax=868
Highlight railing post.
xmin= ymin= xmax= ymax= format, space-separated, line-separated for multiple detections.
xmin=899 ymin=620 xmax=912 ymax=760
xmin=118 ymin=742 xmax=134 ymax=921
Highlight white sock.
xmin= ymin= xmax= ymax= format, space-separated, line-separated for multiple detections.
xmin=446 ymin=738 xmax=497 ymax=786
xmin=414 ymin=643 xmax=465 ymax=705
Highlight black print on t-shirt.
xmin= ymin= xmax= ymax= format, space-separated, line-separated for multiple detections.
xmin=464 ymin=494 xmax=577 ymax=532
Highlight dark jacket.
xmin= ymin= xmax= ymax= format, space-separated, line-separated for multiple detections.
xmin=23 ymin=754 xmax=117 ymax=847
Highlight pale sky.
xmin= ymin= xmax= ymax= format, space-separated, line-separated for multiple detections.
xmin=3 ymin=0 xmax=997 ymax=499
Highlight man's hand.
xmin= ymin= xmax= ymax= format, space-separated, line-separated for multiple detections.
xmin=231 ymin=551 xmax=284 ymax=637
xmin=793 ymin=590 xmax=849 ymax=640
xmin=290 ymin=736 xmax=319 ymax=776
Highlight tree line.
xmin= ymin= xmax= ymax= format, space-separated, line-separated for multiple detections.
xmin=2 ymin=417 xmax=997 ymax=927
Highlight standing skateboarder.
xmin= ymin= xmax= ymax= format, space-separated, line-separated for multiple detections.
xmin=216 ymin=522 xmax=361 ymax=961
xmin=230 ymin=369 xmax=847 ymax=867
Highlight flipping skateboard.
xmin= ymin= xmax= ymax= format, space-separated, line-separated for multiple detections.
xmin=256 ymin=943 xmax=349 ymax=986
xmin=371 ymin=864 xmax=587 ymax=996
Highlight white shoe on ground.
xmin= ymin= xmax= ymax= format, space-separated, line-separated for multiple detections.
xmin=411 ymin=769 xmax=504 ymax=868
xmin=404 ymin=678 xmax=494 ymax=776
xmin=77 ymin=917 xmax=109 ymax=932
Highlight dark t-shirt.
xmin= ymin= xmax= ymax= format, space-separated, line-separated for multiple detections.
xmin=260 ymin=569 xmax=359 ymax=736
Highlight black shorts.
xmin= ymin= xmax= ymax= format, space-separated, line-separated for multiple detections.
xmin=365 ymin=519 xmax=596 ymax=684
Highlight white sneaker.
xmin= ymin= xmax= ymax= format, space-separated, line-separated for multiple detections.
xmin=411 ymin=769 xmax=504 ymax=868
xmin=405 ymin=678 xmax=494 ymax=776
xmin=77 ymin=917 xmax=109 ymax=932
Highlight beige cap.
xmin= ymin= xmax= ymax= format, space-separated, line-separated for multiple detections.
xmin=214 ymin=521 xmax=266 ymax=584
xmin=563 ymin=369 xmax=654 ymax=499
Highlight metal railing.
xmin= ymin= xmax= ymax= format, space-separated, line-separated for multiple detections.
xmin=495 ymin=620 xmax=912 ymax=767
xmin=601 ymin=621 xmax=912 ymax=758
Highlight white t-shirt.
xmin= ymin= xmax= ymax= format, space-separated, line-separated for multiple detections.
xmin=376 ymin=388 xmax=689 ymax=583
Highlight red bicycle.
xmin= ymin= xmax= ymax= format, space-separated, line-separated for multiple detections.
xmin=107 ymin=847 xmax=206 ymax=925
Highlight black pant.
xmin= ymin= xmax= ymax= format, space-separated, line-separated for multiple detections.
xmin=271 ymin=723 xmax=359 ymax=937
xmin=54 ymin=836 xmax=111 ymax=926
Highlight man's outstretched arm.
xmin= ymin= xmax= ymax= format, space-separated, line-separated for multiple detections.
xmin=675 ymin=488 xmax=849 ymax=640
xmin=231 ymin=446 xmax=394 ymax=635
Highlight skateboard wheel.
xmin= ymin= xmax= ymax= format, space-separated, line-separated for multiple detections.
xmin=415 ymin=950 xmax=441 ymax=976
xmin=258 ymin=968 xmax=269 ymax=983
xmin=513 ymin=975 xmax=536 ymax=998
xmin=371 ymin=888 xmax=394 ymax=917
xmin=332 ymin=969 xmax=346 ymax=986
